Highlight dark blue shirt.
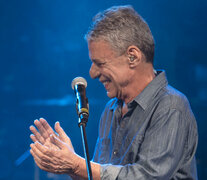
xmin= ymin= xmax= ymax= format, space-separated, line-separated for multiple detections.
xmin=93 ymin=71 xmax=198 ymax=180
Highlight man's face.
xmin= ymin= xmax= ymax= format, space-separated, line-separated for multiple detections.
xmin=88 ymin=40 xmax=131 ymax=99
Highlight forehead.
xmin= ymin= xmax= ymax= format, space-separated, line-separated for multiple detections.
xmin=88 ymin=40 xmax=118 ymax=60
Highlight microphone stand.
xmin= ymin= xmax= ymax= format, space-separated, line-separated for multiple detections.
xmin=77 ymin=110 xmax=93 ymax=180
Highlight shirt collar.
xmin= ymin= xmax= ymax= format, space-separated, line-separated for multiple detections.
xmin=109 ymin=70 xmax=168 ymax=111
xmin=132 ymin=70 xmax=168 ymax=110
xmin=109 ymin=98 xmax=122 ymax=111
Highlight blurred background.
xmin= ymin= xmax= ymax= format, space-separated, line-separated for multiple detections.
xmin=0 ymin=0 xmax=206 ymax=179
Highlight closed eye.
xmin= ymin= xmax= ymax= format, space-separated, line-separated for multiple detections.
xmin=92 ymin=59 xmax=106 ymax=67
xmin=95 ymin=62 xmax=106 ymax=67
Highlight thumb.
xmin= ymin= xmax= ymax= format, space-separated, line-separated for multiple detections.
xmin=55 ymin=122 xmax=72 ymax=145
xmin=50 ymin=134 xmax=65 ymax=150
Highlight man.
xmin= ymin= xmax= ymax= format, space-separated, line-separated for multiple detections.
xmin=30 ymin=5 xmax=198 ymax=180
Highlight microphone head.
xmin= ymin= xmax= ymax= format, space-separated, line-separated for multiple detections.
xmin=71 ymin=77 xmax=87 ymax=90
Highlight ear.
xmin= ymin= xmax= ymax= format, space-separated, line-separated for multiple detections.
xmin=127 ymin=46 xmax=142 ymax=68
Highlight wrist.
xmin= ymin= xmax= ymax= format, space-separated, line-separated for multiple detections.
xmin=72 ymin=154 xmax=85 ymax=176
xmin=68 ymin=153 xmax=101 ymax=180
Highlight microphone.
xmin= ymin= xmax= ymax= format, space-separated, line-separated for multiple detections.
xmin=71 ymin=77 xmax=93 ymax=180
xmin=71 ymin=77 xmax=89 ymax=121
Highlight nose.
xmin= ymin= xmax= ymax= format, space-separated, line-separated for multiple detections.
xmin=89 ymin=63 xmax=100 ymax=79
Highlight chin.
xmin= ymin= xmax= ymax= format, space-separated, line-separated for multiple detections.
xmin=106 ymin=91 xmax=116 ymax=99
xmin=107 ymin=92 xmax=115 ymax=98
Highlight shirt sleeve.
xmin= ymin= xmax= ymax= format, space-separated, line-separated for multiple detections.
xmin=100 ymin=108 xmax=197 ymax=180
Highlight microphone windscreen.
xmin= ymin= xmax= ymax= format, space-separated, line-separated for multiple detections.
xmin=71 ymin=77 xmax=87 ymax=90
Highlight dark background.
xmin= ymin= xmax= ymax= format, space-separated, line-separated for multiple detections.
xmin=0 ymin=0 xmax=206 ymax=179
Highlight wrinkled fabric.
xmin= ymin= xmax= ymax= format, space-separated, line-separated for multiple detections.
xmin=93 ymin=70 xmax=198 ymax=180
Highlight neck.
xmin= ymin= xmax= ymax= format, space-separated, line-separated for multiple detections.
xmin=122 ymin=63 xmax=155 ymax=104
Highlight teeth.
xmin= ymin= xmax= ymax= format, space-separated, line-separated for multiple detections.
xmin=103 ymin=81 xmax=109 ymax=86
xmin=101 ymin=79 xmax=110 ymax=86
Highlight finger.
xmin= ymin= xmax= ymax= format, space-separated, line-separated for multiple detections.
xmin=30 ymin=149 xmax=54 ymax=173
xmin=55 ymin=122 xmax=74 ymax=151
xmin=30 ymin=134 xmax=38 ymax=143
xmin=40 ymin=118 xmax=54 ymax=136
xmin=30 ymin=143 xmax=44 ymax=158
xmin=55 ymin=122 xmax=72 ymax=145
xmin=30 ymin=125 xmax=45 ymax=144
xmin=30 ymin=148 xmax=42 ymax=163
xmin=32 ymin=141 xmax=64 ymax=174
xmin=34 ymin=119 xmax=49 ymax=140
xmin=50 ymin=134 xmax=65 ymax=150
xmin=33 ymin=141 xmax=51 ymax=157
xmin=31 ymin=142 xmax=55 ymax=168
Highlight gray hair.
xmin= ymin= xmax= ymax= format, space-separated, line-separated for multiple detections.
xmin=85 ymin=5 xmax=155 ymax=64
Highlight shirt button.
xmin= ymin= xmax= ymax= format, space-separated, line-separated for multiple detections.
xmin=120 ymin=122 xmax=125 ymax=128
xmin=113 ymin=150 xmax=118 ymax=155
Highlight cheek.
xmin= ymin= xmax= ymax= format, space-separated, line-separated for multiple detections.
xmin=103 ymin=66 xmax=128 ymax=84
xmin=114 ymin=70 xmax=131 ymax=87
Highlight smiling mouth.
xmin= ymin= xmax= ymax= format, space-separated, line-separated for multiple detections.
xmin=103 ymin=80 xmax=110 ymax=85
xmin=101 ymin=79 xmax=111 ymax=89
